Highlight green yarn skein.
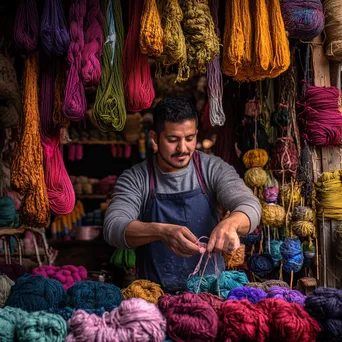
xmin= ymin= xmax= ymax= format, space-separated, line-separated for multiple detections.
xmin=110 ymin=248 xmax=136 ymax=270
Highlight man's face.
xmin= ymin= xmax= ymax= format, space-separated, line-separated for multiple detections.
xmin=151 ymin=119 xmax=198 ymax=172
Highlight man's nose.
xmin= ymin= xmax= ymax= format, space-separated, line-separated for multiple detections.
xmin=177 ymin=140 xmax=187 ymax=153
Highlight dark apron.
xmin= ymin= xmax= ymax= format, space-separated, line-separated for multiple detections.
xmin=137 ymin=152 xmax=225 ymax=293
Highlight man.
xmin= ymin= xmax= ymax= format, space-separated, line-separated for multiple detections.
xmin=104 ymin=97 xmax=261 ymax=292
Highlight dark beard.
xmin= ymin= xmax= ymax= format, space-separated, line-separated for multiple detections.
xmin=157 ymin=151 xmax=191 ymax=170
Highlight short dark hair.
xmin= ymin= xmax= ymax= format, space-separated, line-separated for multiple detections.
xmin=153 ymin=96 xmax=198 ymax=134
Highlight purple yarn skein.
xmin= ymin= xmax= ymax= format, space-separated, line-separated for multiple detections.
xmin=267 ymin=286 xmax=306 ymax=306
xmin=227 ymin=287 xmax=267 ymax=304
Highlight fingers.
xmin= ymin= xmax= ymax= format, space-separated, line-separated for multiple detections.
xmin=207 ymin=235 xmax=216 ymax=253
xmin=181 ymin=227 xmax=199 ymax=244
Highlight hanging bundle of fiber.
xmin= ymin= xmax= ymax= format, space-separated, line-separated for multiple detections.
xmin=40 ymin=0 xmax=70 ymax=56
xmin=81 ymin=0 xmax=104 ymax=92
xmin=207 ymin=0 xmax=225 ymax=127
xmin=11 ymin=54 xmax=50 ymax=227
xmin=63 ymin=0 xmax=87 ymax=121
xmin=123 ymin=0 xmax=155 ymax=112
xmin=297 ymin=85 xmax=342 ymax=146
xmin=181 ymin=0 xmax=220 ymax=75
xmin=315 ymin=170 xmax=342 ymax=220
xmin=280 ymin=0 xmax=325 ymax=41
xmin=139 ymin=0 xmax=164 ymax=57
xmin=13 ymin=0 xmax=39 ymax=53
xmin=156 ymin=0 xmax=189 ymax=82
xmin=93 ymin=0 xmax=126 ymax=131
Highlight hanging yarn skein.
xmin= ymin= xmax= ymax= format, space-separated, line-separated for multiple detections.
xmin=123 ymin=0 xmax=155 ymax=112
xmin=93 ymin=0 xmax=126 ymax=131
xmin=280 ymin=238 xmax=304 ymax=273
xmin=297 ymin=85 xmax=342 ymax=146
xmin=63 ymin=0 xmax=87 ymax=121
xmin=280 ymin=0 xmax=324 ymax=41
xmin=81 ymin=0 xmax=104 ymax=92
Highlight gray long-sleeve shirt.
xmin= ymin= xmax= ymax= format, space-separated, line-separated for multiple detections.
xmin=103 ymin=151 xmax=261 ymax=249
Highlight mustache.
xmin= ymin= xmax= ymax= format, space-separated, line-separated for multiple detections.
xmin=171 ymin=152 xmax=190 ymax=158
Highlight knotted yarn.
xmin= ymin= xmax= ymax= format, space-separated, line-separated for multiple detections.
xmin=247 ymin=254 xmax=274 ymax=278
xmin=219 ymin=299 xmax=270 ymax=341
xmin=267 ymin=286 xmax=306 ymax=306
xmin=280 ymin=0 xmax=324 ymax=41
xmin=63 ymin=0 xmax=87 ymax=121
xmin=0 ymin=196 xmax=19 ymax=227
xmin=197 ymin=292 xmax=223 ymax=313
xmin=245 ymin=279 xmax=290 ymax=292
xmin=297 ymin=85 xmax=342 ymax=146
xmin=280 ymin=238 xmax=304 ymax=273
xmin=123 ymin=0 xmax=155 ymax=112
xmin=0 ymin=274 xmax=14 ymax=307
xmin=261 ymin=203 xmax=286 ymax=227
xmin=158 ymin=292 xmax=219 ymax=342
xmin=244 ymin=167 xmax=267 ymax=188
xmin=0 ymin=306 xmax=28 ymax=342
xmin=211 ymin=271 xmax=249 ymax=298
xmin=292 ymin=206 xmax=315 ymax=222
xmin=13 ymin=0 xmax=39 ymax=53
xmin=139 ymin=0 xmax=163 ymax=57
xmin=32 ymin=265 xmax=87 ymax=290
xmin=40 ymin=0 xmax=70 ymax=56
xmin=227 ymin=286 xmax=267 ymax=304
xmin=122 ymin=279 xmax=164 ymax=304
xmin=257 ymin=298 xmax=321 ymax=342
xmin=243 ymin=149 xmax=269 ymax=169
xmin=81 ymin=0 xmax=104 ymax=92
xmin=6 ymin=274 xmax=66 ymax=312
xmin=66 ymin=280 xmax=122 ymax=311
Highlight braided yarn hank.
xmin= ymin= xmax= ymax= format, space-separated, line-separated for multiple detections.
xmin=267 ymin=286 xmax=306 ymax=306
xmin=139 ymin=0 xmax=163 ymax=57
xmin=280 ymin=0 xmax=324 ymax=41
xmin=93 ymin=0 xmax=126 ymax=131
xmin=227 ymin=286 xmax=267 ymax=304
xmin=122 ymin=279 xmax=164 ymax=304
xmin=156 ymin=0 xmax=189 ymax=82
xmin=123 ymin=0 xmax=155 ymax=112
xmin=297 ymin=85 xmax=342 ymax=146
xmin=0 ymin=274 xmax=14 ymax=307
xmin=40 ymin=0 xmax=70 ymax=56
xmin=63 ymin=0 xmax=87 ymax=121
xmin=81 ymin=0 xmax=104 ymax=92
xmin=13 ymin=0 xmax=39 ymax=53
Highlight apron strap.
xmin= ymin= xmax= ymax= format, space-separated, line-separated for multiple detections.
xmin=193 ymin=151 xmax=210 ymax=195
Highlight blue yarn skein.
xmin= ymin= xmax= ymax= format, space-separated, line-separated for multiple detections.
xmin=0 ymin=306 xmax=27 ymax=342
xmin=186 ymin=274 xmax=216 ymax=294
xmin=240 ymin=233 xmax=261 ymax=247
xmin=66 ymin=280 xmax=123 ymax=311
xmin=280 ymin=238 xmax=304 ymax=273
xmin=0 ymin=196 xmax=19 ymax=227
xmin=6 ymin=274 xmax=66 ymax=312
xmin=270 ymin=240 xmax=283 ymax=267
xmin=227 ymin=286 xmax=267 ymax=303
xmin=210 ymin=271 xmax=249 ymax=298
xmin=247 ymin=254 xmax=274 ymax=277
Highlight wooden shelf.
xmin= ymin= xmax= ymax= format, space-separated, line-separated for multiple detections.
xmin=70 ymin=140 xmax=128 ymax=145
xmin=0 ymin=227 xmax=26 ymax=236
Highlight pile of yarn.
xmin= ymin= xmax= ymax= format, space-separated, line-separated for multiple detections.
xmin=291 ymin=206 xmax=315 ymax=238
xmin=66 ymin=298 xmax=166 ymax=342
xmin=280 ymin=238 xmax=304 ymax=273
xmin=32 ymin=265 xmax=87 ymax=290
xmin=122 ymin=279 xmax=164 ymax=304
xmin=305 ymin=287 xmax=342 ymax=341
xmin=0 ymin=275 xmax=14 ymax=307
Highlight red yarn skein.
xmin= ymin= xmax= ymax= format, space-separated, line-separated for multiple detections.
xmin=219 ymin=299 xmax=269 ymax=342
xmin=197 ymin=292 xmax=223 ymax=314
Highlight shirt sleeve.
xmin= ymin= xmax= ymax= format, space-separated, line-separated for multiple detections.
xmin=103 ymin=166 xmax=146 ymax=249
xmin=204 ymin=154 xmax=262 ymax=233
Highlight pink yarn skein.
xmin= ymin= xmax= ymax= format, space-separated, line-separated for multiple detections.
xmin=32 ymin=265 xmax=87 ymax=290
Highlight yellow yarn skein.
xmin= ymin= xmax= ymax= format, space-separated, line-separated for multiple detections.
xmin=261 ymin=203 xmax=285 ymax=227
xmin=244 ymin=167 xmax=267 ymax=188
xmin=122 ymin=279 xmax=164 ymax=304
xmin=279 ymin=183 xmax=301 ymax=208
xmin=223 ymin=244 xmax=246 ymax=269
xmin=291 ymin=221 xmax=315 ymax=238
xmin=292 ymin=206 xmax=315 ymax=222
xmin=243 ymin=149 xmax=268 ymax=169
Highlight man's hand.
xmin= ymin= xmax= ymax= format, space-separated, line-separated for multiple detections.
xmin=207 ymin=212 xmax=250 ymax=253
xmin=160 ymin=225 xmax=200 ymax=257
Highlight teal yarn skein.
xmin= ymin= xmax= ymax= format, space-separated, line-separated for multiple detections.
xmin=0 ymin=196 xmax=19 ymax=227
xmin=66 ymin=280 xmax=123 ymax=311
xmin=6 ymin=274 xmax=66 ymax=312
xmin=270 ymin=240 xmax=283 ymax=267
xmin=186 ymin=274 xmax=216 ymax=294
xmin=211 ymin=271 xmax=249 ymax=298
xmin=0 ymin=306 xmax=27 ymax=342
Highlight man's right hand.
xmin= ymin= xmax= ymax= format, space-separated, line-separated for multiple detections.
xmin=159 ymin=224 xmax=200 ymax=257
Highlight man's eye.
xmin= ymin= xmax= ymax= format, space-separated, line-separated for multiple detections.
xmin=168 ymin=140 xmax=177 ymax=143
xmin=186 ymin=137 xmax=194 ymax=142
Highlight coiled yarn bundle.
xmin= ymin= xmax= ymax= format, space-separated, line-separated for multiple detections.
xmin=267 ymin=286 xmax=306 ymax=306
xmin=227 ymin=286 xmax=267 ymax=304
xmin=122 ymin=279 xmax=164 ymax=304
xmin=211 ymin=271 xmax=249 ymax=298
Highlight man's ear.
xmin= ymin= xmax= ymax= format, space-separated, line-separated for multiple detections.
xmin=150 ymin=130 xmax=158 ymax=152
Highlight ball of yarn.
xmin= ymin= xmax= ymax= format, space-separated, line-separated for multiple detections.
xmin=211 ymin=271 xmax=249 ymax=298
xmin=258 ymin=298 xmax=321 ymax=341
xmin=0 ymin=306 xmax=27 ymax=342
xmin=271 ymin=105 xmax=289 ymax=127
xmin=261 ymin=203 xmax=285 ymax=227
xmin=244 ymin=167 xmax=267 ymax=188
xmin=269 ymin=240 xmax=283 ymax=267
xmin=292 ymin=206 xmax=315 ymax=222
xmin=105 ymin=298 xmax=166 ymax=342
xmin=247 ymin=254 xmax=274 ymax=278
xmin=158 ymin=293 xmax=218 ymax=342
xmin=66 ymin=280 xmax=122 ymax=311
xmin=186 ymin=274 xmax=216 ymax=294
xmin=16 ymin=311 xmax=67 ymax=342
xmin=122 ymin=279 xmax=164 ymax=304
xmin=241 ymin=233 xmax=261 ymax=247
xmin=0 ymin=274 xmax=14 ymax=307
xmin=280 ymin=0 xmax=324 ymax=41
xmin=291 ymin=221 xmax=315 ymax=237
xmin=267 ymin=286 xmax=306 ymax=306
xmin=0 ymin=196 xmax=19 ymax=227
xmin=6 ymin=274 xmax=66 ymax=312
xmin=280 ymin=238 xmax=304 ymax=273
xmin=280 ymin=183 xmax=302 ymax=208
xmin=227 ymin=286 xmax=267 ymax=304
xmin=219 ymin=299 xmax=269 ymax=341
xmin=197 ymin=292 xmax=223 ymax=314
xmin=263 ymin=186 xmax=279 ymax=204
xmin=223 ymin=243 xmax=245 ymax=269
xmin=242 ymin=149 xmax=268 ymax=169
xmin=32 ymin=265 xmax=88 ymax=290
